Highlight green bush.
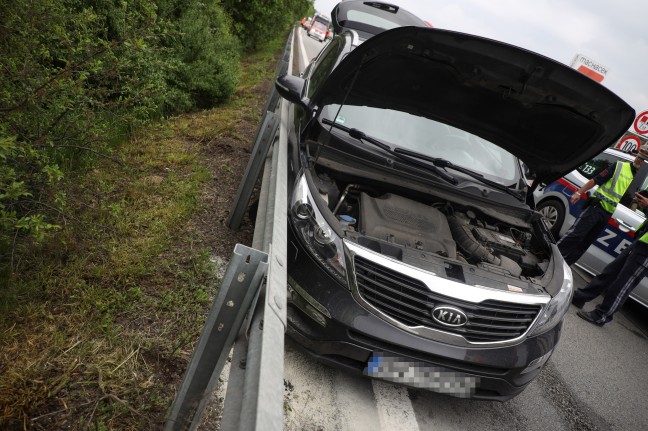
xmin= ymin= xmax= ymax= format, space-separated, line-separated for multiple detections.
xmin=160 ymin=0 xmax=241 ymax=112
xmin=0 ymin=0 xmax=165 ymax=269
xmin=0 ymin=0 xmax=307 ymax=286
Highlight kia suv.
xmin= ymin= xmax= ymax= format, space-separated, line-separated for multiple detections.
xmin=275 ymin=3 xmax=634 ymax=400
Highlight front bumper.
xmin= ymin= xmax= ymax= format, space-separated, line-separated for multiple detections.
xmin=286 ymin=222 xmax=563 ymax=401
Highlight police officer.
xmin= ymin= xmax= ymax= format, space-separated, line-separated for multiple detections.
xmin=573 ymin=191 xmax=648 ymax=326
xmin=557 ymin=148 xmax=648 ymax=265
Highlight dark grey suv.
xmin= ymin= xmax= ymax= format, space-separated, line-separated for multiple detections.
xmin=275 ymin=2 xmax=634 ymax=400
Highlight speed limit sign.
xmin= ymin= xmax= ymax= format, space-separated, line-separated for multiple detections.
xmin=616 ymin=135 xmax=641 ymax=152
xmin=633 ymin=110 xmax=648 ymax=135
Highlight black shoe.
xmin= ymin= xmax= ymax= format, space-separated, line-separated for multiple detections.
xmin=577 ymin=310 xmax=608 ymax=327
xmin=571 ymin=298 xmax=585 ymax=309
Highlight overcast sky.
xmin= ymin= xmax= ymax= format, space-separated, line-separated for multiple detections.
xmin=313 ymin=0 xmax=648 ymax=119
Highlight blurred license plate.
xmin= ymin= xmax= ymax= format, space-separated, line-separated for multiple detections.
xmin=364 ymin=352 xmax=479 ymax=398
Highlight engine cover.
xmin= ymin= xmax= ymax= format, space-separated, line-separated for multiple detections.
xmin=359 ymin=193 xmax=456 ymax=258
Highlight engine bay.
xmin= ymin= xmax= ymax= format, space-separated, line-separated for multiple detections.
xmin=312 ymin=170 xmax=551 ymax=285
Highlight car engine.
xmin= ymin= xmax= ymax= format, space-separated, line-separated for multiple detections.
xmin=314 ymin=173 xmax=550 ymax=281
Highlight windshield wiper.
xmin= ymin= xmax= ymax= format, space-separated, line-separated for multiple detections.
xmin=394 ymin=148 xmax=525 ymax=200
xmin=322 ymin=119 xmax=458 ymax=185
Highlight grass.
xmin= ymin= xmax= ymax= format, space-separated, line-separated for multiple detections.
xmin=0 ymin=33 xmax=287 ymax=430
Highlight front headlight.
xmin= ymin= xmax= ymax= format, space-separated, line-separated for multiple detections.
xmin=291 ymin=174 xmax=347 ymax=286
xmin=528 ymin=259 xmax=573 ymax=336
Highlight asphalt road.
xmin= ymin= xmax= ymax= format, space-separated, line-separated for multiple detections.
xmin=283 ymin=27 xmax=648 ymax=431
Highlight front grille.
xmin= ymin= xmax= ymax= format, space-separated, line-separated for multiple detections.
xmin=354 ymin=256 xmax=541 ymax=343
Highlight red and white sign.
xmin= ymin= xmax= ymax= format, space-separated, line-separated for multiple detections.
xmin=616 ymin=135 xmax=641 ymax=152
xmin=633 ymin=110 xmax=648 ymax=135
xmin=570 ymin=54 xmax=608 ymax=83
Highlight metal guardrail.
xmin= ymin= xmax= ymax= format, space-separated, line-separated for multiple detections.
xmin=227 ymin=22 xmax=292 ymax=231
xmin=164 ymin=27 xmax=294 ymax=431
xmin=226 ymin=111 xmax=279 ymax=231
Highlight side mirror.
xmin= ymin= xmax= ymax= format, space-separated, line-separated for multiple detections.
xmin=275 ymin=74 xmax=309 ymax=111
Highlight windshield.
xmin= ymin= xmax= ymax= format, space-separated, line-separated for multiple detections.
xmin=346 ymin=10 xmax=402 ymax=30
xmin=322 ymin=104 xmax=520 ymax=186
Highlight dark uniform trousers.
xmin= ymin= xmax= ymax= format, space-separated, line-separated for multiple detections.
xmin=572 ymin=240 xmax=648 ymax=324
xmin=557 ymin=204 xmax=612 ymax=266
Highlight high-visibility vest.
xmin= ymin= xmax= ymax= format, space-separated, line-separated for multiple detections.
xmin=634 ymin=218 xmax=648 ymax=244
xmin=593 ymin=161 xmax=634 ymax=213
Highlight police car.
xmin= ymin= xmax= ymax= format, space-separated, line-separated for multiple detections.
xmin=534 ymin=147 xmax=648 ymax=307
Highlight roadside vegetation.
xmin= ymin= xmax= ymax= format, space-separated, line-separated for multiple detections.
xmin=0 ymin=0 xmax=313 ymax=428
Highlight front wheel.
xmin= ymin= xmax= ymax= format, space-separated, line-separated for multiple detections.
xmin=537 ymin=199 xmax=565 ymax=238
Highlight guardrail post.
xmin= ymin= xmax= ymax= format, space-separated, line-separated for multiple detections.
xmin=164 ymin=245 xmax=268 ymax=431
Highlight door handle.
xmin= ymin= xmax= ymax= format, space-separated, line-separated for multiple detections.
xmin=615 ymin=218 xmax=636 ymax=233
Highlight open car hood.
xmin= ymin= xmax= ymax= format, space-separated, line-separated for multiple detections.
xmin=313 ymin=27 xmax=635 ymax=183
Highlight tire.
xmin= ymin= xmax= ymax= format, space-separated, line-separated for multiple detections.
xmin=537 ymin=199 xmax=565 ymax=238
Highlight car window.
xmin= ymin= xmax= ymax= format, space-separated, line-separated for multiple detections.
xmin=576 ymin=153 xmax=622 ymax=179
xmin=306 ymin=38 xmax=345 ymax=99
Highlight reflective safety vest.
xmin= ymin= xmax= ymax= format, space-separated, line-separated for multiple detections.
xmin=634 ymin=219 xmax=648 ymax=244
xmin=593 ymin=161 xmax=634 ymax=213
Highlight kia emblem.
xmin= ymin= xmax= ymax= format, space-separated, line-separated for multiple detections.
xmin=432 ymin=305 xmax=468 ymax=327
